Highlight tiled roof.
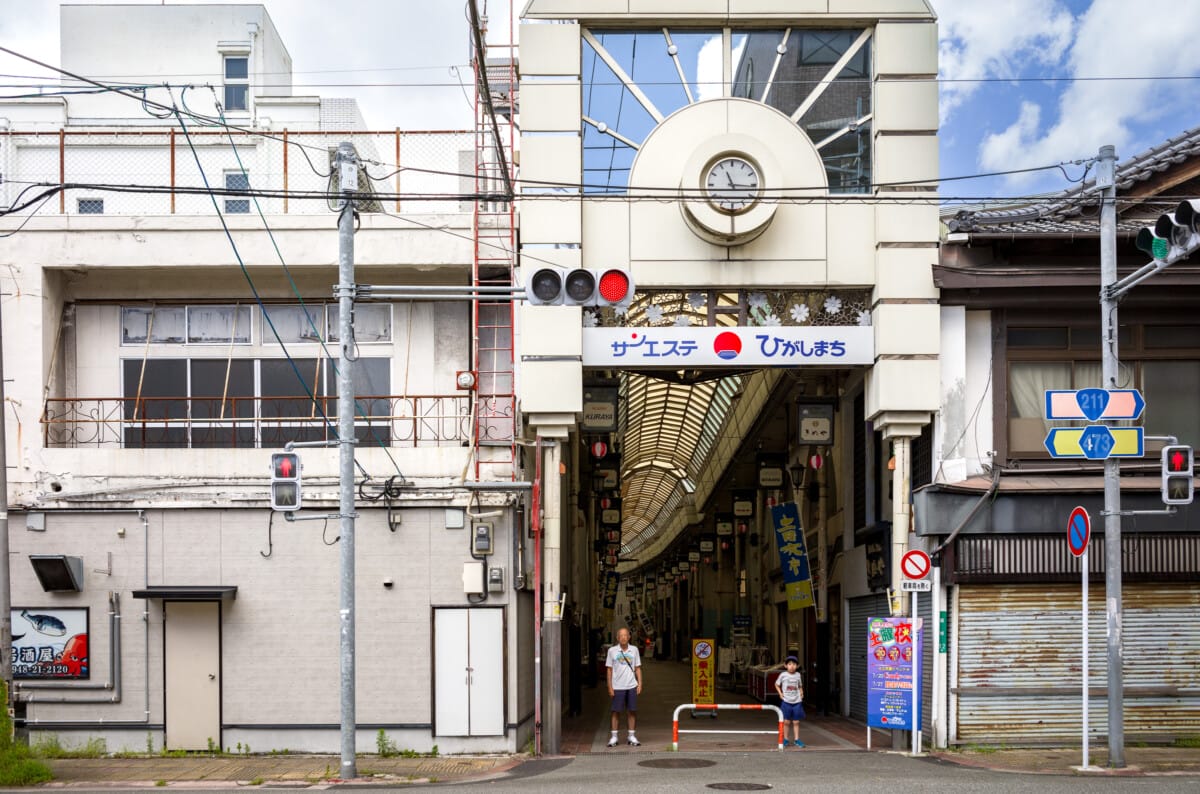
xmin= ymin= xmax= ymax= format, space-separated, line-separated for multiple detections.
xmin=945 ymin=124 xmax=1200 ymax=235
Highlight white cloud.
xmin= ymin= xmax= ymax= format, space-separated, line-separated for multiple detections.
xmin=934 ymin=0 xmax=1075 ymax=123
xmin=979 ymin=0 xmax=1200 ymax=181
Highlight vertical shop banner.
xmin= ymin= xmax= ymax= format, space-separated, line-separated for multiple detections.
xmin=601 ymin=570 xmax=620 ymax=622
xmin=691 ymin=638 xmax=716 ymax=705
xmin=769 ymin=502 xmax=815 ymax=611
xmin=12 ymin=607 xmax=90 ymax=679
xmin=866 ymin=616 xmax=923 ymax=731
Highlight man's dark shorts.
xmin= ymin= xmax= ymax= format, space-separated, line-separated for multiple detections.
xmin=781 ymin=701 xmax=805 ymax=721
xmin=611 ymin=688 xmax=638 ymax=712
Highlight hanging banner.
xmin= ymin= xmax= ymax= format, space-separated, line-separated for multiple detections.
xmin=583 ymin=326 xmax=874 ymax=367
xmin=866 ymin=616 xmax=923 ymax=731
xmin=692 ymin=638 xmax=716 ymax=705
xmin=769 ymin=502 xmax=815 ymax=611
xmin=12 ymin=607 xmax=90 ymax=679
xmin=601 ymin=570 xmax=620 ymax=622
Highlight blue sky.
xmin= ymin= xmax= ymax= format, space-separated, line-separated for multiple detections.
xmin=4 ymin=1 xmax=1200 ymax=201
xmin=935 ymin=0 xmax=1200 ymax=201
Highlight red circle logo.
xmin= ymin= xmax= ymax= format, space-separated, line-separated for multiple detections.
xmin=714 ymin=331 xmax=742 ymax=360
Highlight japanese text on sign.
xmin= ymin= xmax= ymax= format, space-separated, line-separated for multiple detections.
xmin=866 ymin=616 xmax=922 ymax=731
xmin=769 ymin=502 xmax=815 ymax=611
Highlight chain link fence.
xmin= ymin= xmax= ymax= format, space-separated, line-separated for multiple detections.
xmin=0 ymin=129 xmax=477 ymax=216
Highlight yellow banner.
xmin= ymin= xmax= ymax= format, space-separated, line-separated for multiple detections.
xmin=692 ymin=638 xmax=715 ymax=704
xmin=785 ymin=579 xmax=815 ymax=611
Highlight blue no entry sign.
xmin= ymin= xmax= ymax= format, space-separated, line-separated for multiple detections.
xmin=1067 ymin=506 xmax=1090 ymax=558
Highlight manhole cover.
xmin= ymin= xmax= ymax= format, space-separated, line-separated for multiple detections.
xmin=638 ymin=758 xmax=717 ymax=769
xmin=706 ymin=785 xmax=771 ymax=791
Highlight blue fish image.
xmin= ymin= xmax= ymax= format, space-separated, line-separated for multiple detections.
xmin=20 ymin=610 xmax=66 ymax=637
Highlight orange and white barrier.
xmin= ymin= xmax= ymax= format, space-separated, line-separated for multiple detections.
xmin=671 ymin=703 xmax=785 ymax=751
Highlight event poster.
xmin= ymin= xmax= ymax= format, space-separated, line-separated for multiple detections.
xmin=11 ymin=607 xmax=90 ymax=679
xmin=866 ymin=616 xmax=922 ymax=731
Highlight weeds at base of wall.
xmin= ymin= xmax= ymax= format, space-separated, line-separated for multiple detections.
xmin=0 ymin=682 xmax=53 ymax=785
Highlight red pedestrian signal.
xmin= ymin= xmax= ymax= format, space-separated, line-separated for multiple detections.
xmin=270 ymin=452 xmax=302 ymax=511
xmin=1161 ymin=445 xmax=1194 ymax=506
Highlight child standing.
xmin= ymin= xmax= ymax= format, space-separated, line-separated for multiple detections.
xmin=774 ymin=655 xmax=806 ymax=748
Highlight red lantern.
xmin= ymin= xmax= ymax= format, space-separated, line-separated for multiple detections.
xmin=721 ymin=541 xmax=730 ymax=551
xmin=809 ymin=453 xmax=823 ymax=470
xmin=591 ymin=440 xmax=608 ymax=459
xmin=738 ymin=522 xmax=748 ymax=535
xmin=766 ymin=495 xmax=776 ymax=507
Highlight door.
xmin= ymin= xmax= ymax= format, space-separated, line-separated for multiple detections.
xmin=433 ymin=607 xmax=504 ymax=736
xmin=165 ymin=601 xmax=221 ymax=750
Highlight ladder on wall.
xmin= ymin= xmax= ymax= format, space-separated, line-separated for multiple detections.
xmin=470 ymin=3 xmax=518 ymax=481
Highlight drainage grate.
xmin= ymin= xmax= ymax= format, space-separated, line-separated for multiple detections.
xmin=706 ymin=785 xmax=771 ymax=791
xmin=638 ymin=758 xmax=717 ymax=769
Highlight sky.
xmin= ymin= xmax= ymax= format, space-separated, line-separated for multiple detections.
xmin=3 ymin=0 xmax=1200 ymax=200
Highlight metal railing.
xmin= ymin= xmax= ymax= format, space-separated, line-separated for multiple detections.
xmin=39 ymin=394 xmax=500 ymax=449
xmin=671 ymin=703 xmax=785 ymax=751
xmin=0 ymin=129 xmax=478 ymax=216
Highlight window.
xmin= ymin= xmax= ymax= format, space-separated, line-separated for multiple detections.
xmin=224 ymin=171 xmax=250 ymax=214
xmin=77 ymin=198 xmax=104 ymax=214
xmin=121 ymin=305 xmax=249 ymax=345
xmin=1006 ymin=321 xmax=1200 ymax=456
xmin=262 ymin=304 xmax=393 ymax=345
xmin=223 ymin=56 xmax=248 ymax=111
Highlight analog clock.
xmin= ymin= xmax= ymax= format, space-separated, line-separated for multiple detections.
xmin=704 ymin=155 xmax=761 ymax=213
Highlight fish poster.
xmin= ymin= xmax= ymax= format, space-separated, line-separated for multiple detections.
xmin=11 ymin=607 xmax=90 ymax=679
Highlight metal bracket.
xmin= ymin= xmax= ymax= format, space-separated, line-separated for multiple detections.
xmin=1101 ymin=507 xmax=1177 ymax=517
xmin=284 ymin=512 xmax=359 ymax=522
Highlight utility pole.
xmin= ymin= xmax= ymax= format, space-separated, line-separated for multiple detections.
xmin=1097 ymin=144 xmax=1125 ymax=768
xmin=334 ymin=142 xmax=359 ymax=780
xmin=542 ymin=440 xmax=563 ymax=753
xmin=0 ymin=297 xmax=12 ymax=731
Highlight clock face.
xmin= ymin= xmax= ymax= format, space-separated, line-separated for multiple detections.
xmin=705 ymin=156 xmax=760 ymax=213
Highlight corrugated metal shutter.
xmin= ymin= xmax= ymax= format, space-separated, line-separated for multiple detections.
xmin=955 ymin=583 xmax=1200 ymax=744
xmin=848 ymin=593 xmax=889 ymax=722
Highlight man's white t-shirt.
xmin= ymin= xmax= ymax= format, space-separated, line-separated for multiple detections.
xmin=606 ymin=643 xmax=641 ymax=690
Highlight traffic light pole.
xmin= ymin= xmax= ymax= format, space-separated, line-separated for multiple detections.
xmin=1097 ymin=145 xmax=1125 ymax=769
xmin=335 ymin=142 xmax=359 ymax=780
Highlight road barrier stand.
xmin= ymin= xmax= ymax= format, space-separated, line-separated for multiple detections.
xmin=671 ymin=703 xmax=784 ymax=751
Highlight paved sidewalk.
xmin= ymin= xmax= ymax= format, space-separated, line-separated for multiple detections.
xmin=42 ymin=754 xmax=518 ymax=787
xmin=932 ymin=745 xmax=1200 ymax=776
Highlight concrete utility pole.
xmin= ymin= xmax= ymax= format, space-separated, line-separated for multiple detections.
xmin=1097 ymin=144 xmax=1125 ymax=768
xmin=0 ymin=297 xmax=12 ymax=726
xmin=334 ymin=142 xmax=360 ymax=780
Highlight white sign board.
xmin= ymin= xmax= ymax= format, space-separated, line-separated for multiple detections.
xmin=900 ymin=580 xmax=932 ymax=592
xmin=582 ymin=326 xmax=874 ymax=368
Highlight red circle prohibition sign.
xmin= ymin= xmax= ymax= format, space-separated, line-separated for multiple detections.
xmin=901 ymin=549 xmax=932 ymax=580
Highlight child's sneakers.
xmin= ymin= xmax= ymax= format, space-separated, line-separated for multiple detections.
xmin=607 ymin=734 xmax=619 ymax=748
xmin=782 ymin=739 xmax=791 ymax=747
xmin=627 ymin=735 xmax=641 ymax=746
xmin=793 ymin=740 xmax=805 ymax=748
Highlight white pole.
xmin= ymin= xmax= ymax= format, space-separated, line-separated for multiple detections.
xmin=931 ymin=564 xmax=941 ymax=749
xmin=1083 ymin=545 xmax=1089 ymax=768
xmin=912 ymin=591 xmax=920 ymax=756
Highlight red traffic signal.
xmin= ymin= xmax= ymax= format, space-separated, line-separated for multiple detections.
xmin=525 ymin=267 xmax=635 ymax=307
xmin=1161 ymin=445 xmax=1194 ymax=506
xmin=270 ymin=452 xmax=302 ymax=511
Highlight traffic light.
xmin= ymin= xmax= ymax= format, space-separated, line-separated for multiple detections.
xmin=1161 ymin=444 xmax=1194 ymax=506
xmin=270 ymin=452 xmax=302 ymax=511
xmin=1136 ymin=199 xmax=1200 ymax=262
xmin=524 ymin=267 xmax=635 ymax=307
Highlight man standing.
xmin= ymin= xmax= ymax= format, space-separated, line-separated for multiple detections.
xmin=606 ymin=627 xmax=643 ymax=747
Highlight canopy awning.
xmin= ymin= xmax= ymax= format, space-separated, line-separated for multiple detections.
xmin=131 ymin=585 xmax=238 ymax=601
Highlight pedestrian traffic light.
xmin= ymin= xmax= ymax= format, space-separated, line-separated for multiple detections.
xmin=524 ymin=267 xmax=635 ymax=307
xmin=1161 ymin=444 xmax=1194 ymax=506
xmin=1136 ymin=199 xmax=1200 ymax=262
xmin=270 ymin=452 xmax=302 ymax=511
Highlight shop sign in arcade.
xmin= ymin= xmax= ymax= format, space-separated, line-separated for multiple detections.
xmin=583 ymin=326 xmax=874 ymax=367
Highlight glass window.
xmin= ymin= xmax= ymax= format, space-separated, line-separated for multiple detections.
xmin=1145 ymin=325 xmax=1200 ymax=348
xmin=121 ymin=307 xmax=186 ymax=344
xmin=1007 ymin=327 xmax=1069 ymax=348
xmin=190 ymin=359 xmax=255 ymax=447
xmin=77 ymin=198 xmax=104 ymax=214
xmin=122 ymin=359 xmax=188 ymax=448
xmin=1143 ymin=361 xmax=1200 ymax=447
xmin=223 ymin=56 xmax=248 ymax=111
xmin=186 ymin=305 xmax=251 ymax=344
xmin=263 ymin=304 xmax=327 ymax=344
xmin=224 ymin=171 xmax=250 ymax=214
xmin=327 ymin=303 xmax=391 ymax=342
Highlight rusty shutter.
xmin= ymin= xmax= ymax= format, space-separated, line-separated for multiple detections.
xmin=954 ymin=583 xmax=1200 ymax=744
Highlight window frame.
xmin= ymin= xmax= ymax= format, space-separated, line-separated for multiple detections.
xmin=223 ymin=170 xmax=251 ymax=214
xmin=222 ymin=54 xmax=250 ymax=112
xmin=77 ymin=198 xmax=104 ymax=214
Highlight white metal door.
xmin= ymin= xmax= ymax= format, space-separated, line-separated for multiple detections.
xmin=164 ymin=601 xmax=221 ymax=750
xmin=434 ymin=607 xmax=504 ymax=736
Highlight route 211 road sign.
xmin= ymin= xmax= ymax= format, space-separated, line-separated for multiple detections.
xmin=1044 ymin=388 xmax=1144 ymax=421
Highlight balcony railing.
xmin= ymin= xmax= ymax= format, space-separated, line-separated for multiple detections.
xmin=40 ymin=395 xmax=513 ymax=449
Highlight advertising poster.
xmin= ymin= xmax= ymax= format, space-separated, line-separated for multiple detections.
xmin=866 ymin=616 xmax=922 ymax=731
xmin=691 ymin=638 xmax=715 ymax=705
xmin=12 ymin=607 xmax=90 ymax=679
xmin=769 ymin=502 xmax=815 ymax=611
